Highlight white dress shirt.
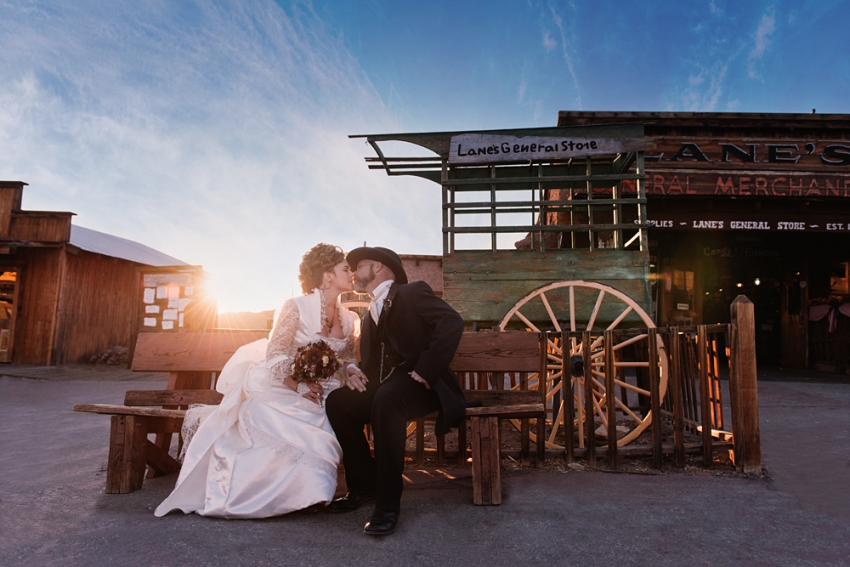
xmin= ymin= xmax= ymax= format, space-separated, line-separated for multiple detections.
xmin=369 ymin=279 xmax=394 ymax=323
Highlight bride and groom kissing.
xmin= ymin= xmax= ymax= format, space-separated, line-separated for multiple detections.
xmin=155 ymin=243 xmax=466 ymax=536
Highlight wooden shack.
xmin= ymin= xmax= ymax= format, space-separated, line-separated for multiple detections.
xmin=554 ymin=113 xmax=850 ymax=373
xmin=0 ymin=181 xmax=215 ymax=365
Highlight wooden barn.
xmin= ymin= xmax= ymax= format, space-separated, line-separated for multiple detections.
xmin=0 ymin=181 xmax=215 ymax=365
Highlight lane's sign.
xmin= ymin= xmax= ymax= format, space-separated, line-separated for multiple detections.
xmin=448 ymin=134 xmax=646 ymax=164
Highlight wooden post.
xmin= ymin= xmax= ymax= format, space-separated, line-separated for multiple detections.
xmin=471 ymin=416 xmax=501 ymax=505
xmin=106 ymin=415 xmax=147 ymax=494
xmin=537 ymin=333 xmax=547 ymax=465
xmin=562 ymin=332 xmax=575 ymax=464
xmin=730 ymin=295 xmax=763 ymax=474
xmin=647 ymin=328 xmax=663 ymax=469
xmin=604 ymin=330 xmax=618 ymax=469
xmin=670 ymin=328 xmax=686 ymax=468
xmin=698 ymin=325 xmax=713 ymax=467
xmin=582 ymin=331 xmax=596 ymax=467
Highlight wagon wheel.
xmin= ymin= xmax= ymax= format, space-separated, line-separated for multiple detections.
xmin=498 ymin=280 xmax=668 ymax=448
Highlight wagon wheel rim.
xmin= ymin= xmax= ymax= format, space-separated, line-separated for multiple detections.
xmin=497 ymin=280 xmax=668 ymax=448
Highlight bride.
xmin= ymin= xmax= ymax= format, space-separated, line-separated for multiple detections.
xmin=155 ymin=243 xmax=360 ymax=518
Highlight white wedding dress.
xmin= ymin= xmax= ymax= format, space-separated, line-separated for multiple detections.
xmin=155 ymin=290 xmax=359 ymax=518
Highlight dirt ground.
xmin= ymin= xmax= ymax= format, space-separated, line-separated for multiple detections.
xmin=2 ymin=366 xmax=849 ymax=566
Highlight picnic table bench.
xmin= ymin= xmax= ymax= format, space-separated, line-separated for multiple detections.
xmin=74 ymin=330 xmax=546 ymax=505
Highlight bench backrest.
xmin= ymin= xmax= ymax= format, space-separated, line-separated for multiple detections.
xmin=132 ymin=331 xmax=268 ymax=372
xmin=451 ymin=331 xmax=542 ymax=373
xmin=124 ymin=389 xmax=224 ymax=407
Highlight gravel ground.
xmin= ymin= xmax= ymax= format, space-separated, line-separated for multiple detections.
xmin=1 ymin=371 xmax=849 ymax=567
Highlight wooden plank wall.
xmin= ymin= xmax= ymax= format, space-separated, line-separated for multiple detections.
xmin=12 ymin=247 xmax=62 ymax=364
xmin=54 ymin=249 xmax=138 ymax=364
xmin=443 ymin=249 xmax=650 ymax=324
xmin=9 ymin=212 xmax=73 ymax=243
xmin=0 ymin=185 xmax=25 ymax=237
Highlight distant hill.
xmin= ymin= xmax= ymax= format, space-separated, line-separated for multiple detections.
xmin=217 ymin=310 xmax=275 ymax=331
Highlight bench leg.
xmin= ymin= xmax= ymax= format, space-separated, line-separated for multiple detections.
xmin=471 ymin=416 xmax=501 ymax=505
xmin=106 ymin=415 xmax=148 ymax=494
xmin=457 ymin=418 xmax=467 ymax=465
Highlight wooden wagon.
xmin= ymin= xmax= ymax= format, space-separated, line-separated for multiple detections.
xmin=350 ymin=124 xmax=683 ymax=454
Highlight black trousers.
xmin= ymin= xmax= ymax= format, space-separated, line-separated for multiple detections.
xmin=326 ymin=370 xmax=440 ymax=512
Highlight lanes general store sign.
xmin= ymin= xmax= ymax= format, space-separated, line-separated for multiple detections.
xmin=448 ymin=133 xmax=646 ymax=164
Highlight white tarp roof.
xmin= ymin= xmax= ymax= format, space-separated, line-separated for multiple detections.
xmin=70 ymin=225 xmax=188 ymax=267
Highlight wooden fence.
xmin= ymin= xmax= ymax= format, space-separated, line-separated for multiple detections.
xmin=447 ymin=295 xmax=762 ymax=473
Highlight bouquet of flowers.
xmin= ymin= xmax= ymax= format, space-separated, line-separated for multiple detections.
xmin=290 ymin=340 xmax=341 ymax=385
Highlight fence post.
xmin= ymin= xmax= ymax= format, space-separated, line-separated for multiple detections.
xmin=729 ymin=295 xmax=763 ymax=474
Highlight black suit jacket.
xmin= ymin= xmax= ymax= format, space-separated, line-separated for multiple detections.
xmin=360 ymin=281 xmax=466 ymax=436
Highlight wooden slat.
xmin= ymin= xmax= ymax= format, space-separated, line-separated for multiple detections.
xmin=451 ymin=331 xmax=540 ymax=372
xmin=670 ymin=329 xmax=686 ymax=468
xmin=73 ymin=403 xmax=187 ymax=419
xmin=463 ymin=389 xmax=540 ymax=406
xmin=465 ymin=403 xmax=544 ymax=418
xmin=698 ymin=326 xmax=714 ymax=467
xmin=647 ymin=328 xmax=663 ymax=469
xmin=124 ymin=389 xmax=223 ymax=406
xmin=604 ymin=330 xmax=617 ymax=469
xmin=583 ymin=331 xmax=596 ymax=467
xmin=131 ymin=331 xmax=267 ymax=372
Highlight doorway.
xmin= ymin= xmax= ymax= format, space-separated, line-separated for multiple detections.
xmin=0 ymin=270 xmax=18 ymax=363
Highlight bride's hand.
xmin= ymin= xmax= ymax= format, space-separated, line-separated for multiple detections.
xmin=302 ymin=381 xmax=324 ymax=405
xmin=345 ymin=365 xmax=368 ymax=392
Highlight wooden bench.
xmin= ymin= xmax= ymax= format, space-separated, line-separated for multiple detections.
xmin=411 ymin=331 xmax=547 ymax=505
xmin=75 ymin=330 xmax=546 ymax=505
xmin=73 ymin=331 xmax=266 ymax=493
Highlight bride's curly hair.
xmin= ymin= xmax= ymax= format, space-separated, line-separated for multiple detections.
xmin=298 ymin=243 xmax=346 ymax=294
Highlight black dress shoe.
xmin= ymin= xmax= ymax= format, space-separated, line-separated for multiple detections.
xmin=364 ymin=509 xmax=399 ymax=536
xmin=326 ymin=491 xmax=375 ymax=513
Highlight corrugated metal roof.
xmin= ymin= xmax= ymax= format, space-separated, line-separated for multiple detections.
xmin=70 ymin=225 xmax=188 ymax=267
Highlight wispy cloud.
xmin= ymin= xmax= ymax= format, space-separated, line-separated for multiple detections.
xmin=681 ymin=62 xmax=729 ymax=111
xmin=542 ymin=30 xmax=557 ymax=52
xmin=548 ymin=2 xmax=582 ymax=109
xmin=0 ymin=0 xmax=439 ymax=311
xmin=748 ymin=7 xmax=777 ymax=79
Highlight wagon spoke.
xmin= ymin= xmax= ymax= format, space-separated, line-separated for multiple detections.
xmin=586 ymin=290 xmax=605 ymax=331
xmin=614 ymin=395 xmax=643 ymax=425
xmin=548 ymin=401 xmax=564 ymax=445
xmin=539 ymin=292 xmax=562 ymax=332
xmin=613 ymin=378 xmax=651 ymax=397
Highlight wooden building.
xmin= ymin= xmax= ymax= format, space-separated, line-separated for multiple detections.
xmin=553 ymin=113 xmax=850 ymax=373
xmin=0 ymin=181 xmax=214 ymax=365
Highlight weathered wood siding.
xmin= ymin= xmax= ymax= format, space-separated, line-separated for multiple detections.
xmin=9 ymin=212 xmax=73 ymax=243
xmin=13 ymin=247 xmax=63 ymax=364
xmin=54 ymin=249 xmax=138 ymax=363
xmin=443 ymin=249 xmax=650 ymax=324
xmin=0 ymin=185 xmax=24 ymax=237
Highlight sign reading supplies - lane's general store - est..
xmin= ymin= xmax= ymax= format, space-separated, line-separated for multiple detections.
xmin=448 ymin=133 xmax=646 ymax=164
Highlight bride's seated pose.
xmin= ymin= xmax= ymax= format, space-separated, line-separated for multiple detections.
xmin=155 ymin=243 xmax=360 ymax=518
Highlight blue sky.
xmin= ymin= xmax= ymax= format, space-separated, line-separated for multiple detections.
xmin=1 ymin=0 xmax=848 ymax=312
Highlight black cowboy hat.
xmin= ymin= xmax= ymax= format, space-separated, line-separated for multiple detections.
xmin=346 ymin=246 xmax=408 ymax=285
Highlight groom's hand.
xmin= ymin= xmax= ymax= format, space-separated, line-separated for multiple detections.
xmin=345 ymin=365 xmax=368 ymax=392
xmin=409 ymin=370 xmax=430 ymax=390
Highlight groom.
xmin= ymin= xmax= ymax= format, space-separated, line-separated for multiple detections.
xmin=326 ymin=246 xmax=465 ymax=536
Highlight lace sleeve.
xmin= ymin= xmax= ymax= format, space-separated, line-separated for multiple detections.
xmin=266 ymin=299 xmax=301 ymax=384
xmin=340 ymin=309 xmax=361 ymax=367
